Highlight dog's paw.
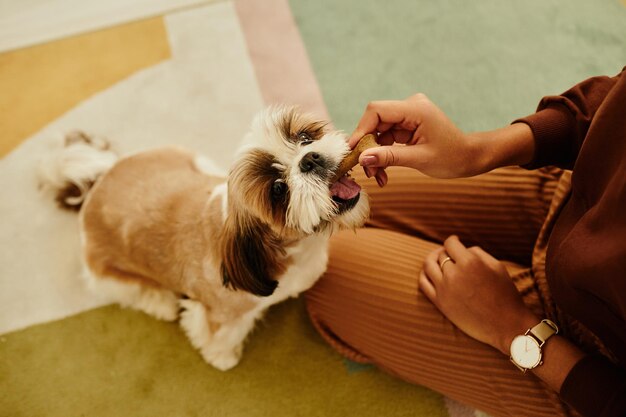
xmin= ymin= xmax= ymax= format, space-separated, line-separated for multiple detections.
xmin=202 ymin=348 xmax=242 ymax=371
xmin=178 ymin=299 xmax=247 ymax=371
xmin=179 ymin=299 xmax=212 ymax=348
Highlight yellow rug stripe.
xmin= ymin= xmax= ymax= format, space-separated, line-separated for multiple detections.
xmin=0 ymin=17 xmax=170 ymax=158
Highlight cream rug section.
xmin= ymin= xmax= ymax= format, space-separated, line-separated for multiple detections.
xmin=0 ymin=1 xmax=264 ymax=335
xmin=0 ymin=0 xmax=215 ymax=52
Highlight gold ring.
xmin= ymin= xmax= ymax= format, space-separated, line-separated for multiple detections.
xmin=439 ymin=256 xmax=453 ymax=270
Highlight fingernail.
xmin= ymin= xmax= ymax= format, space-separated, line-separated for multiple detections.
xmin=364 ymin=167 xmax=375 ymax=178
xmin=376 ymin=175 xmax=384 ymax=187
xmin=361 ymin=155 xmax=378 ymax=167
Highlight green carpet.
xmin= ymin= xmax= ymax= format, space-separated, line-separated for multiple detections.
xmin=0 ymin=300 xmax=446 ymax=417
xmin=289 ymin=0 xmax=626 ymax=133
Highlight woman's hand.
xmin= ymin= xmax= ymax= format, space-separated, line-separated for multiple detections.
xmin=419 ymin=235 xmax=539 ymax=354
xmin=349 ymin=94 xmax=480 ymax=185
xmin=349 ymin=94 xmax=535 ymax=186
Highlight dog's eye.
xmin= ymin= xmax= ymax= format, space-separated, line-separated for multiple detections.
xmin=297 ymin=132 xmax=313 ymax=146
xmin=271 ymin=181 xmax=288 ymax=200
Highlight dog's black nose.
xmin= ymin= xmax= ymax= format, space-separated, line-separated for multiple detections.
xmin=299 ymin=152 xmax=326 ymax=173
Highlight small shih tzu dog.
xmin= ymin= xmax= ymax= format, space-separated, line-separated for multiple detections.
xmin=39 ymin=107 xmax=369 ymax=370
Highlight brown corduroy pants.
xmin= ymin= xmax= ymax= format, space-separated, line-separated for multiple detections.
xmin=305 ymin=166 xmax=581 ymax=417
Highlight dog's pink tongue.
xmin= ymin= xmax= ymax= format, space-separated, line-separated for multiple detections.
xmin=330 ymin=176 xmax=361 ymax=200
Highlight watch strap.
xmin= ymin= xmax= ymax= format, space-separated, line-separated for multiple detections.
xmin=529 ymin=319 xmax=559 ymax=346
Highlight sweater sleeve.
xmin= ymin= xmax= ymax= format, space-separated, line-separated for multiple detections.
xmin=560 ymin=355 xmax=626 ymax=417
xmin=513 ymin=69 xmax=623 ymax=170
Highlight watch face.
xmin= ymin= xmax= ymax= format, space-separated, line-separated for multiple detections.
xmin=510 ymin=335 xmax=541 ymax=369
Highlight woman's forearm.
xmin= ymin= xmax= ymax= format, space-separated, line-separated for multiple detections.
xmin=532 ymin=335 xmax=586 ymax=393
xmin=468 ymin=122 xmax=536 ymax=174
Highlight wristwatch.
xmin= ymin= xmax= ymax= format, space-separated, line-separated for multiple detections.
xmin=509 ymin=319 xmax=559 ymax=372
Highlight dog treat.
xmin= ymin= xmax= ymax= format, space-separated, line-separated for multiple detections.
xmin=330 ymin=134 xmax=378 ymax=183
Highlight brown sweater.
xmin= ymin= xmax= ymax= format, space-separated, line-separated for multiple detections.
xmin=517 ymin=68 xmax=626 ymax=417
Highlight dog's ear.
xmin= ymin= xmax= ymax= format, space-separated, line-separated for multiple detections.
xmin=220 ymin=215 xmax=286 ymax=297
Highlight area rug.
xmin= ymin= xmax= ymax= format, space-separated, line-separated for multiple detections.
xmin=1 ymin=0 xmax=624 ymax=416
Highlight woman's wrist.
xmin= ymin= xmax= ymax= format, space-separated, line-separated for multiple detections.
xmin=495 ymin=311 xmax=541 ymax=355
xmin=467 ymin=123 xmax=536 ymax=174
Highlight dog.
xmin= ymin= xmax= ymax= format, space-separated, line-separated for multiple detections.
xmin=39 ymin=106 xmax=370 ymax=370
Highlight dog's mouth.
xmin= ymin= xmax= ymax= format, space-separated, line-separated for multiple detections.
xmin=329 ymin=172 xmax=361 ymax=214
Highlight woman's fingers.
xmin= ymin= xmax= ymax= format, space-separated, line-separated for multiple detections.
xmin=378 ymin=129 xmax=414 ymax=146
xmin=374 ymin=168 xmax=388 ymax=187
xmin=443 ymin=235 xmax=469 ymax=263
xmin=349 ymin=100 xmax=419 ymax=147
xmin=437 ymin=250 xmax=456 ymax=272
xmin=358 ymin=143 xmax=429 ymax=170
xmin=418 ymin=271 xmax=437 ymax=303
xmin=423 ymin=247 xmax=445 ymax=286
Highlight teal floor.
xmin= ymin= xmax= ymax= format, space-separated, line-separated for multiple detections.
xmin=290 ymin=0 xmax=626 ymax=133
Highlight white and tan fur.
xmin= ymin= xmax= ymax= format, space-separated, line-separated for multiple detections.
xmin=39 ymin=107 xmax=369 ymax=370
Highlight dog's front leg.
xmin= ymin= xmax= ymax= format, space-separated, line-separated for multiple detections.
xmin=179 ymin=299 xmax=263 ymax=371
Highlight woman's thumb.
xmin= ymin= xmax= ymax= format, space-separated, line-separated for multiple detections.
xmin=359 ymin=145 xmax=422 ymax=169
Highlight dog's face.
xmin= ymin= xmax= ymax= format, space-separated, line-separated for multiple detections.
xmin=220 ymin=107 xmax=370 ymax=296
xmin=229 ymin=106 xmax=369 ymax=235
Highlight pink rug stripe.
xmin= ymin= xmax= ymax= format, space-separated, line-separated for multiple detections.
xmin=234 ymin=0 xmax=330 ymax=122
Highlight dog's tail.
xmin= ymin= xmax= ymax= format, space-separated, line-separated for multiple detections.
xmin=39 ymin=131 xmax=118 ymax=211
